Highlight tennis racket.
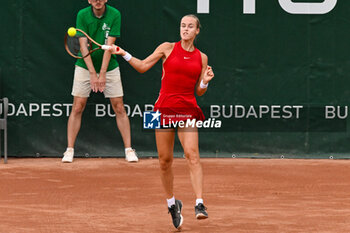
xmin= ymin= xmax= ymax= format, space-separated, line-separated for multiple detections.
xmin=64 ymin=28 xmax=119 ymax=59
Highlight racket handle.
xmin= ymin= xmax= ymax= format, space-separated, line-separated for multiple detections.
xmin=101 ymin=45 xmax=120 ymax=52
xmin=101 ymin=45 xmax=111 ymax=50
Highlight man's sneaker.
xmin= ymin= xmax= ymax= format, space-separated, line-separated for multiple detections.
xmin=168 ymin=199 xmax=183 ymax=229
xmin=195 ymin=203 xmax=208 ymax=219
xmin=125 ymin=148 xmax=138 ymax=162
xmin=62 ymin=149 xmax=74 ymax=163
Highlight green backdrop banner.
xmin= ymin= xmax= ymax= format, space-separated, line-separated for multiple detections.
xmin=1 ymin=0 xmax=350 ymax=158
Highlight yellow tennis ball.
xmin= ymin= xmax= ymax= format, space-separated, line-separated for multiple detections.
xmin=67 ymin=27 xmax=76 ymax=37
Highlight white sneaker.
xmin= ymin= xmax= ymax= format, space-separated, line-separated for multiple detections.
xmin=62 ymin=149 xmax=74 ymax=163
xmin=125 ymin=148 xmax=138 ymax=162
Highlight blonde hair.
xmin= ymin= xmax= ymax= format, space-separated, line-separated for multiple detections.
xmin=182 ymin=14 xmax=201 ymax=29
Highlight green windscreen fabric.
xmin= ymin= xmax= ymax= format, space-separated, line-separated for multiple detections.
xmin=1 ymin=0 xmax=349 ymax=158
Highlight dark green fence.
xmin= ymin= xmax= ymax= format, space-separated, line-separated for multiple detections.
xmin=1 ymin=0 xmax=349 ymax=158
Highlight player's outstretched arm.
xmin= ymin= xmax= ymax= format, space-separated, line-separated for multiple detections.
xmin=109 ymin=43 xmax=172 ymax=73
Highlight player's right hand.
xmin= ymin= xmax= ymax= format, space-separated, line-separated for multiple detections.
xmin=109 ymin=45 xmax=125 ymax=55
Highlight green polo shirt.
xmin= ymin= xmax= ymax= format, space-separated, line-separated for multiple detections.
xmin=75 ymin=5 xmax=121 ymax=72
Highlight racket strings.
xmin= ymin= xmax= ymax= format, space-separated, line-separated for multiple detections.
xmin=66 ymin=35 xmax=93 ymax=58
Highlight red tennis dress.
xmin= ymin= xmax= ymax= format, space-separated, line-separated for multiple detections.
xmin=154 ymin=41 xmax=205 ymax=125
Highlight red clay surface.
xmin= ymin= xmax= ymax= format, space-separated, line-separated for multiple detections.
xmin=0 ymin=158 xmax=350 ymax=233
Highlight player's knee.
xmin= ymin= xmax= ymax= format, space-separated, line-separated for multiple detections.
xmin=184 ymin=149 xmax=200 ymax=165
xmin=113 ymin=103 xmax=126 ymax=116
xmin=159 ymin=157 xmax=173 ymax=171
xmin=71 ymin=103 xmax=86 ymax=114
xmin=188 ymin=158 xmax=200 ymax=167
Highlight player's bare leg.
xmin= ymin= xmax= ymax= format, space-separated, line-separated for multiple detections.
xmin=178 ymin=126 xmax=208 ymax=219
xmin=110 ymin=97 xmax=138 ymax=162
xmin=156 ymin=128 xmax=183 ymax=228
xmin=67 ymin=97 xmax=87 ymax=147
xmin=156 ymin=129 xmax=176 ymax=198
xmin=63 ymin=96 xmax=88 ymax=163
xmin=177 ymin=126 xmax=203 ymax=198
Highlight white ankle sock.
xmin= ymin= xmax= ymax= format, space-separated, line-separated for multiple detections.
xmin=125 ymin=147 xmax=132 ymax=153
xmin=167 ymin=196 xmax=175 ymax=208
xmin=196 ymin=198 xmax=203 ymax=206
xmin=66 ymin=147 xmax=74 ymax=152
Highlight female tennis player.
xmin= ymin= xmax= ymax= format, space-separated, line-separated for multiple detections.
xmin=109 ymin=14 xmax=214 ymax=229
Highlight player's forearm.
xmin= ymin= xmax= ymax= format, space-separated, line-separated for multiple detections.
xmin=196 ymin=86 xmax=207 ymax=96
xmin=83 ymin=56 xmax=97 ymax=74
xmin=195 ymin=78 xmax=209 ymax=96
xmin=109 ymin=45 xmax=162 ymax=73
xmin=100 ymin=37 xmax=116 ymax=73
xmin=100 ymin=51 xmax=112 ymax=73
xmin=78 ymin=38 xmax=96 ymax=74
xmin=123 ymin=52 xmax=160 ymax=74
xmin=128 ymin=58 xmax=150 ymax=73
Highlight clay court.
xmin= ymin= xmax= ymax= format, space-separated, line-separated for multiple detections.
xmin=0 ymin=158 xmax=349 ymax=233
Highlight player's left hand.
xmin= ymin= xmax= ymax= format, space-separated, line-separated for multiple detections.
xmin=98 ymin=72 xmax=106 ymax=92
xmin=203 ymin=66 xmax=214 ymax=84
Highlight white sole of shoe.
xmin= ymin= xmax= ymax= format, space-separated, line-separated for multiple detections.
xmin=196 ymin=213 xmax=208 ymax=219
xmin=125 ymin=158 xmax=138 ymax=162
xmin=177 ymin=214 xmax=183 ymax=229
xmin=62 ymin=160 xmax=73 ymax=163
xmin=176 ymin=201 xmax=183 ymax=229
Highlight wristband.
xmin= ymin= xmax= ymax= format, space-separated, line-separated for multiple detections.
xmin=122 ymin=52 xmax=132 ymax=62
xmin=200 ymin=80 xmax=209 ymax=89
